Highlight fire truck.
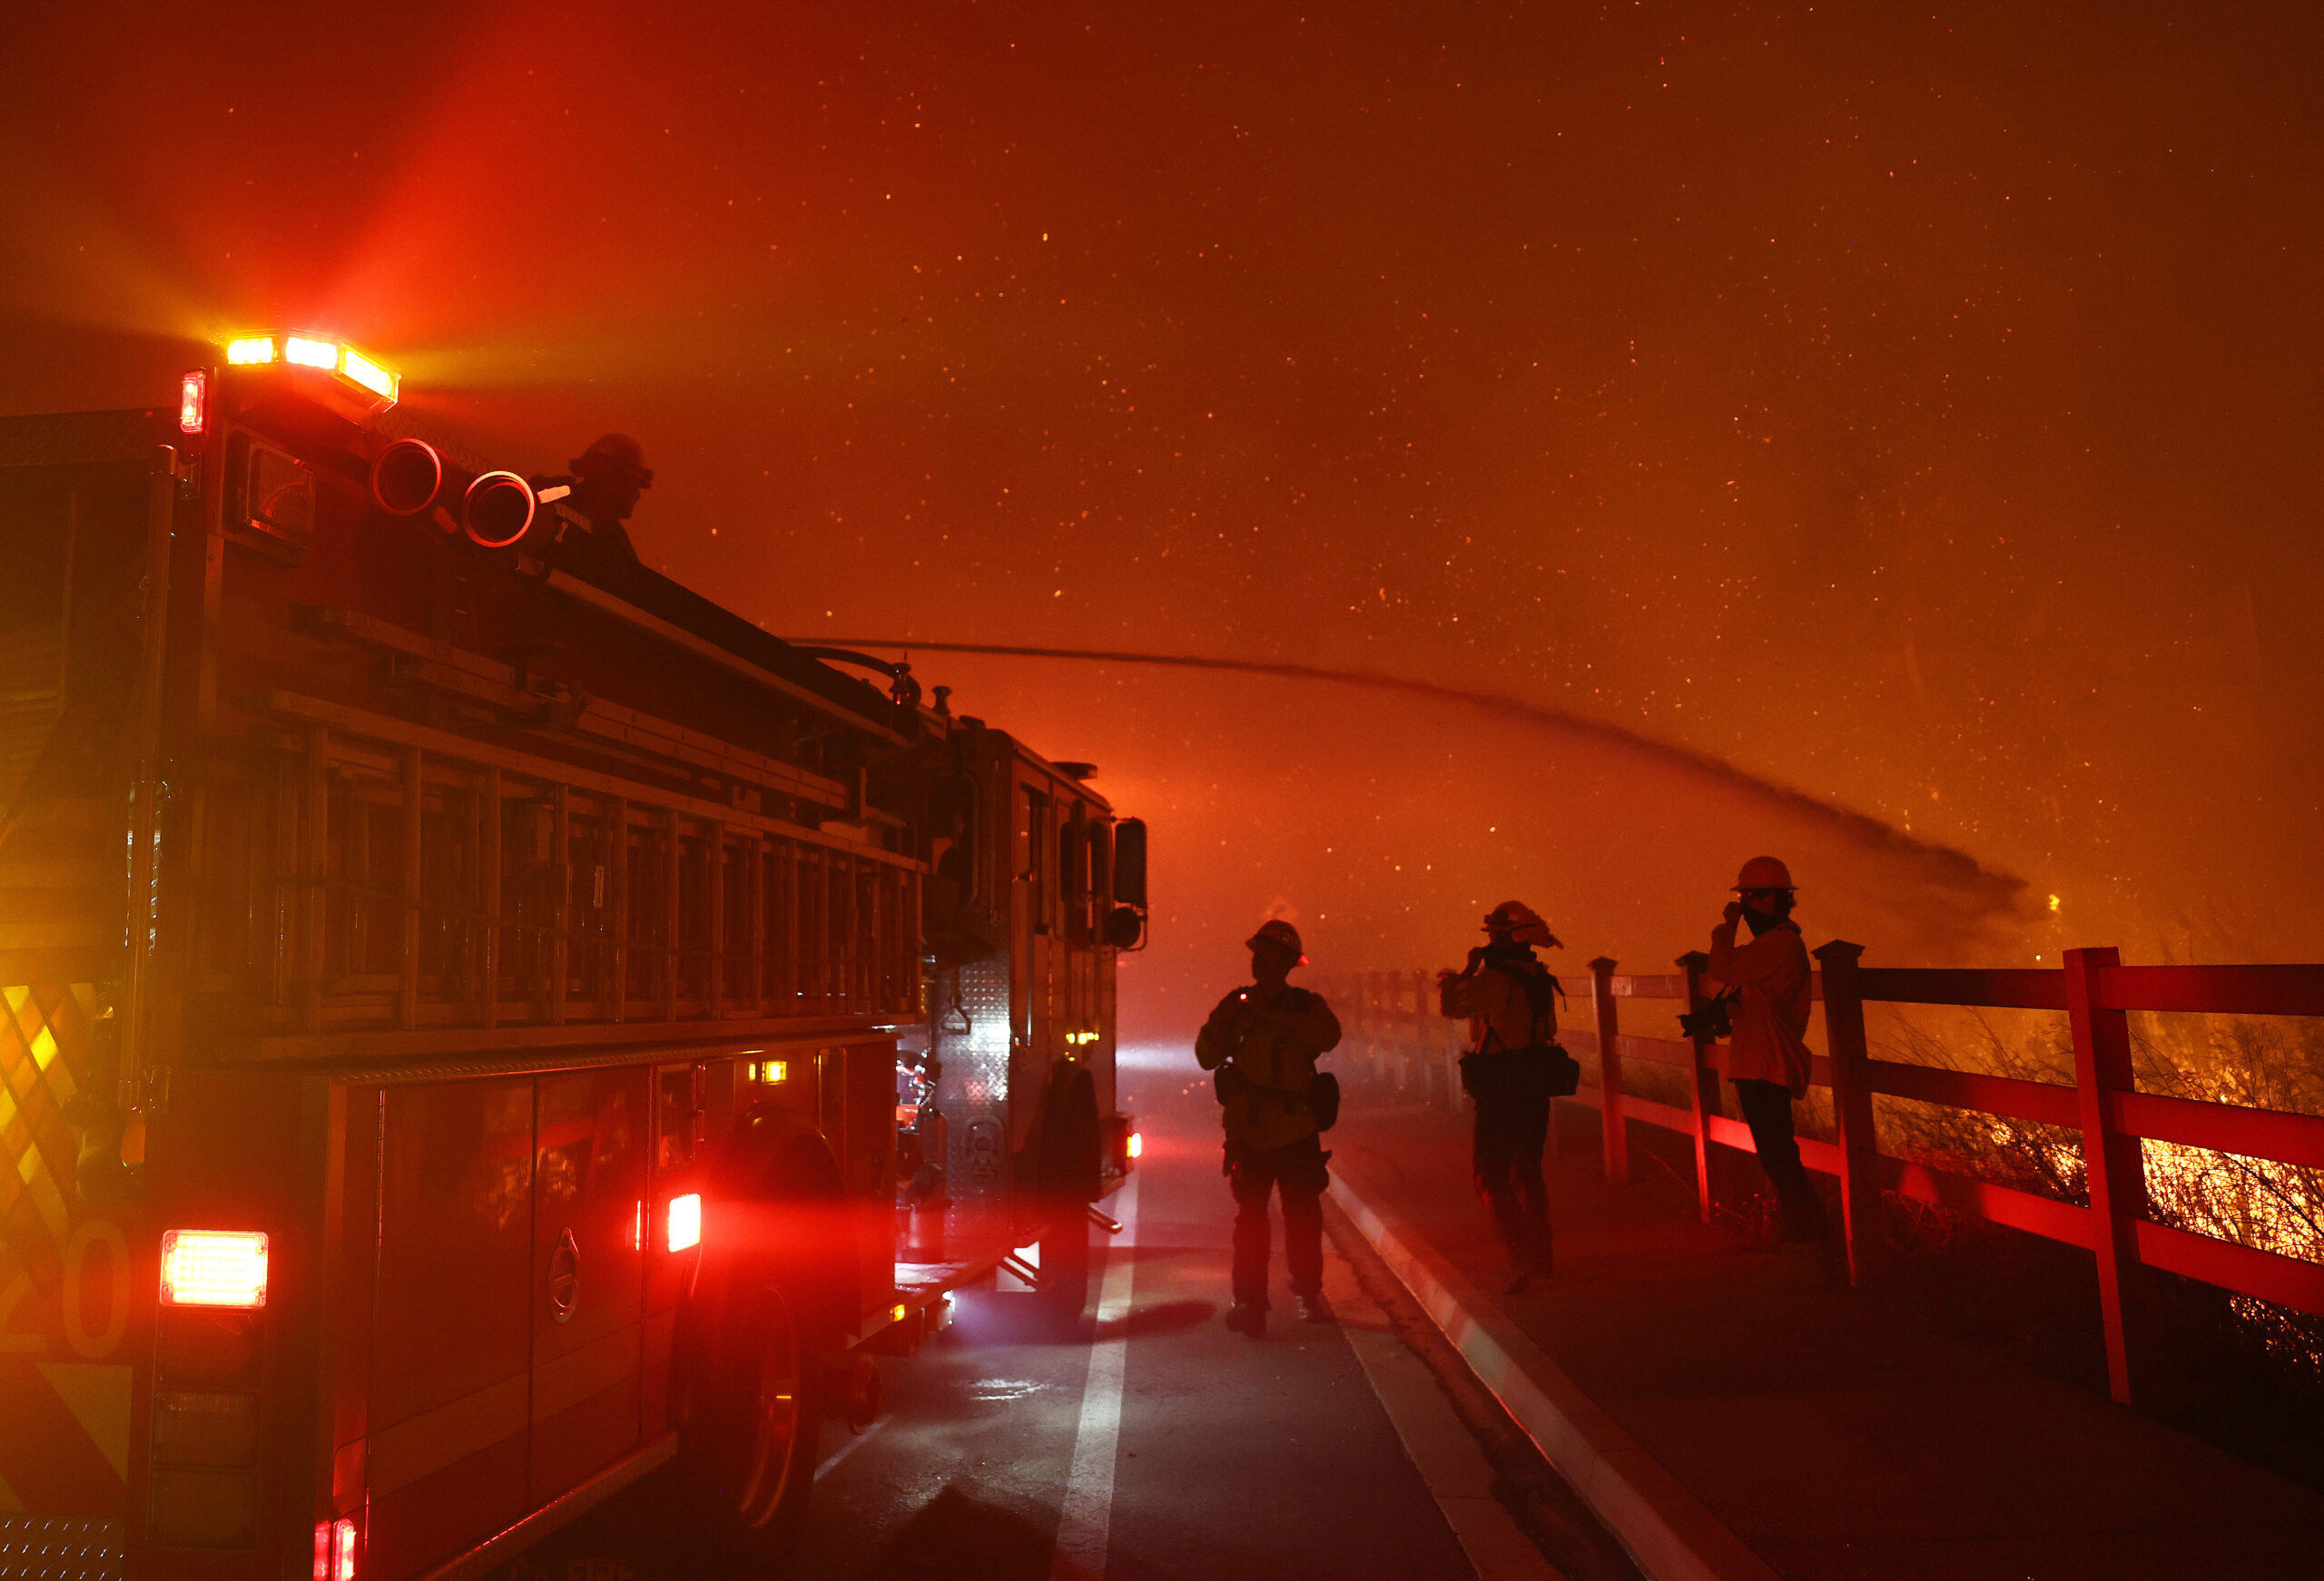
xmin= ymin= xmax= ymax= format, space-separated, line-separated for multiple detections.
xmin=0 ymin=337 xmax=1146 ymax=1580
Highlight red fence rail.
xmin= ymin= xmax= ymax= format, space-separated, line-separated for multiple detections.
xmin=1317 ymin=945 xmax=2324 ymax=1408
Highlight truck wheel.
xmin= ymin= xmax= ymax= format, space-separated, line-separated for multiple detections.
xmin=678 ymin=1280 xmax=820 ymax=1566
xmin=1039 ymin=1065 xmax=1102 ymax=1318
xmin=675 ymin=1113 xmax=852 ymax=1568
xmin=1040 ymin=1209 xmax=1094 ymax=1318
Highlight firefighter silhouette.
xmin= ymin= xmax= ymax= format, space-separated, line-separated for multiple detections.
xmin=565 ymin=433 xmax=651 ymax=562
xmin=1440 ymin=900 xmax=1569 ymax=1293
xmin=1195 ymin=919 xmax=1343 ymax=1338
xmin=1706 ymin=857 xmax=1829 ymax=1255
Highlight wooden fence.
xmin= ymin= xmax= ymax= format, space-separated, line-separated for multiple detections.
xmin=1321 ymin=969 xmax=1468 ymax=1110
xmin=1316 ymin=946 xmax=2324 ymax=1409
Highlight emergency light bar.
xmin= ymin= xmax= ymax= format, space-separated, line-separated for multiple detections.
xmin=223 ymin=331 xmax=399 ymax=411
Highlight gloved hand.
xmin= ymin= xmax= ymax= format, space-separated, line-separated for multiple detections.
xmin=1439 ymin=946 xmax=1488 ymax=981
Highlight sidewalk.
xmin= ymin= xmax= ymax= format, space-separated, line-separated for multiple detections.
xmin=1326 ymin=1102 xmax=2324 ymax=1581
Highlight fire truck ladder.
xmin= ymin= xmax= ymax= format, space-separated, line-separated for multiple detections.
xmin=183 ymin=689 xmax=922 ymax=1057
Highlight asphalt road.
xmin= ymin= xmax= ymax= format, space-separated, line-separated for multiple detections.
xmin=489 ymin=1052 xmax=1639 ymax=1581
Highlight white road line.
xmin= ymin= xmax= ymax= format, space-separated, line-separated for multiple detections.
xmin=1324 ymin=1250 xmax=1568 ymax=1581
xmin=813 ymin=1412 xmax=888 ymax=1483
xmin=1048 ymin=1173 xmax=1142 ymax=1581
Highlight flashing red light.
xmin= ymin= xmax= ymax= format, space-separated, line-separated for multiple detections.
xmin=160 ymin=1229 xmax=268 ymax=1309
xmin=1127 ymin=1131 xmax=1144 ymax=1161
xmin=179 ymin=370 xmax=207 ymax=435
xmin=314 ymin=1517 xmax=358 ymax=1580
xmin=667 ymin=1193 xmax=703 ymax=1253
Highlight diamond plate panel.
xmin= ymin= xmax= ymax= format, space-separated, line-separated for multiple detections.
xmin=0 ymin=1516 xmax=123 ymax=1580
xmin=0 ymin=411 xmax=169 ymax=471
xmin=934 ymin=957 xmax=1013 ymax=1203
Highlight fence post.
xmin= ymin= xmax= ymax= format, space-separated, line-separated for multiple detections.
xmin=1404 ymin=974 xmax=1421 ymax=1098
xmin=1438 ymin=970 xmax=1463 ymax=1111
xmin=1369 ymin=971 xmax=1384 ymax=1088
xmin=1379 ymin=971 xmax=1398 ymax=1094
xmin=1414 ymin=973 xmax=1430 ymax=1104
xmin=1814 ymin=940 xmax=1881 ymax=1287
xmin=1589 ymin=957 xmax=1628 ymax=1183
xmin=1376 ymin=970 xmax=1390 ymax=1089
xmin=1365 ymin=971 xmax=1383 ymax=1086
xmin=2065 ymin=945 xmax=2152 ymax=1407
xmin=1343 ymin=972 xmax=1358 ymax=1083
xmin=1677 ymin=949 xmax=1717 ymax=1223
xmin=1388 ymin=971 xmax=1404 ymax=1095
xmin=1366 ymin=971 xmax=1384 ymax=1093
xmin=1410 ymin=971 xmax=1439 ymax=1111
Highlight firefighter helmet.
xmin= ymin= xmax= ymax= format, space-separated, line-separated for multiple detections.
xmin=1247 ymin=919 xmax=1305 ymax=961
xmin=1482 ymin=901 xmax=1560 ymax=948
xmin=1732 ymin=856 xmax=1797 ymax=892
xmin=570 ymin=432 xmax=654 ymax=486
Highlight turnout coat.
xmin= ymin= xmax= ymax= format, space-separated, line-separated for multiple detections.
xmin=1196 ymin=983 xmax=1343 ymax=1152
xmin=1441 ymin=951 xmax=1563 ymax=1178
xmin=1706 ymin=918 xmax=1815 ymax=1096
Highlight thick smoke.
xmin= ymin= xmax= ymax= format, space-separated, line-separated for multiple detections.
xmin=822 ymin=637 xmax=2030 ymax=934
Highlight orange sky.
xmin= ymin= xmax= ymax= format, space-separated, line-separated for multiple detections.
xmin=6 ymin=0 xmax=2320 ymax=1035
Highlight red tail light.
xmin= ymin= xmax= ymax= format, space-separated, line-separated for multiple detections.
xmin=160 ymin=1230 xmax=269 ymax=1309
xmin=1127 ymin=1131 xmax=1144 ymax=1161
xmin=667 ymin=1193 xmax=703 ymax=1253
xmin=314 ymin=1517 xmax=357 ymax=1580
xmin=179 ymin=370 xmax=207 ymax=435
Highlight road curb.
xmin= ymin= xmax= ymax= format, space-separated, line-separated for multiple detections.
xmin=1325 ymin=1175 xmax=1782 ymax=1581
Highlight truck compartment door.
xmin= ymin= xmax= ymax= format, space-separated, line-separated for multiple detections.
xmin=365 ymin=1078 xmax=534 ymax=1579
xmin=528 ymin=1066 xmax=648 ymax=1504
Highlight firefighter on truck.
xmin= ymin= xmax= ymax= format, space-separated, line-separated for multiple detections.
xmin=0 ymin=332 xmax=1147 ymax=1579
